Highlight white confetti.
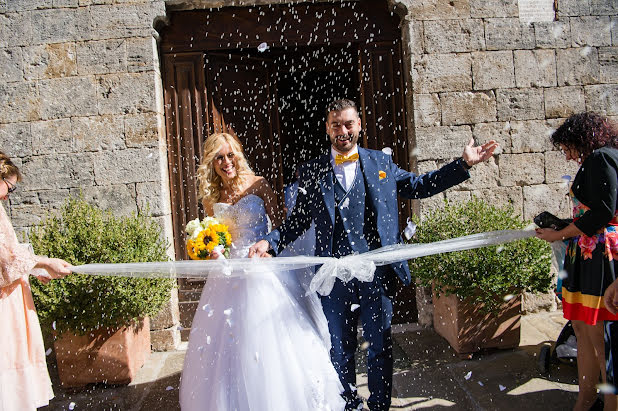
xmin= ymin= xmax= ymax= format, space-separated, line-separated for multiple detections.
xmin=166 ymin=386 xmax=174 ymax=391
xmin=499 ymin=384 xmax=506 ymax=391
xmin=382 ymin=147 xmax=393 ymax=155
xmin=340 ymin=198 xmax=350 ymax=209
xmin=558 ymin=270 xmax=568 ymax=280
xmin=255 ymin=352 xmax=259 ymax=362
xmin=206 ymin=335 xmax=211 ymax=344
xmin=350 ymin=303 xmax=360 ymax=312
xmin=478 ymin=381 xmax=484 ymax=386
xmin=68 ymin=402 xmax=76 ymax=410
xmin=298 ymin=187 xmax=307 ymax=195
xmin=597 ymin=383 xmax=615 ymax=394
xmin=257 ymin=42 xmax=269 ymax=52
xmin=349 ymin=383 xmax=357 ymax=392
xmin=223 ymin=308 xmax=233 ymax=316
xmin=561 ymin=175 xmax=572 ymax=182
xmin=360 ymin=341 xmax=370 ymax=350
xmin=503 ymin=294 xmax=515 ymax=302
xmin=46 ymin=348 xmax=52 ymax=356
xmin=464 ymin=371 xmax=472 ymax=380
xmin=226 ymin=318 xmax=233 ymax=327
xmin=52 ymin=321 xmax=56 ymax=330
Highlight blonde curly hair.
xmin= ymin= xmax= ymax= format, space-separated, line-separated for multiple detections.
xmin=197 ymin=133 xmax=254 ymax=206
xmin=0 ymin=151 xmax=21 ymax=181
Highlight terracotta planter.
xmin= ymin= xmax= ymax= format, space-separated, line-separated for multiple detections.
xmin=54 ymin=317 xmax=151 ymax=388
xmin=432 ymin=290 xmax=521 ymax=356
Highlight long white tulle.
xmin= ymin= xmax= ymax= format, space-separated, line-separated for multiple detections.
xmin=71 ymin=229 xmax=536 ymax=296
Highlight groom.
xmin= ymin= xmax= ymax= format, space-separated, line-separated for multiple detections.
xmin=250 ymin=99 xmax=497 ymax=410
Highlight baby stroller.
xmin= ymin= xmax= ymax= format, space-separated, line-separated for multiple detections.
xmin=538 ymin=240 xmax=577 ymax=373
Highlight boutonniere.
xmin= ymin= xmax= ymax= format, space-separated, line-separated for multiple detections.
xmin=378 ymin=170 xmax=386 ymax=180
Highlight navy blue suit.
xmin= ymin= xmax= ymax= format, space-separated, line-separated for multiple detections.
xmin=265 ymin=147 xmax=469 ymax=410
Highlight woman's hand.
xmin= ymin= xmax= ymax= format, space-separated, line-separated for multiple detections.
xmin=36 ymin=257 xmax=73 ymax=280
xmin=535 ymin=228 xmax=563 ymax=242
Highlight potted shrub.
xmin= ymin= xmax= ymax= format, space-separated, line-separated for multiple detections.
xmin=409 ymin=198 xmax=552 ymax=357
xmin=29 ymin=196 xmax=175 ymax=387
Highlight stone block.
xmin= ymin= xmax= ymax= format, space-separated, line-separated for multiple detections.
xmin=412 ymin=53 xmax=472 ymax=93
xmin=0 ymin=81 xmax=40 ymax=123
xmin=54 ymin=0 xmax=79 ymax=6
xmin=406 ymin=0 xmax=470 ymax=20
xmin=150 ymin=328 xmax=181 ymax=352
xmin=496 ymin=88 xmax=545 ymax=121
xmin=8 ymin=203 xmax=51 ymax=228
xmin=76 ymin=39 xmax=127 ymax=75
xmin=544 ymin=86 xmax=586 ymax=118
xmin=69 ymin=184 xmax=138 ymax=215
xmin=21 ymin=153 xmax=95 ymax=190
xmin=441 ymin=91 xmax=497 ymax=125
xmin=31 ymin=118 xmax=73 ymax=155
xmin=415 ymin=284 xmax=434 ymax=327
xmin=415 ymin=125 xmax=472 ymax=161
xmin=472 ymin=121 xmax=512 ymax=154
xmin=458 ymin=157 xmax=500 ymax=190
xmin=498 ymin=153 xmax=545 ymax=186
xmin=416 ymin=160 xmax=438 ymax=175
xmin=570 ymin=16 xmax=612 ymax=47
xmin=445 ymin=189 xmax=472 ymax=204
xmin=137 ymin=181 xmax=169 ymax=217
xmin=0 ymin=122 xmax=32 ymax=157
xmin=514 ymin=49 xmax=557 ymax=88
xmin=127 ymin=36 xmax=156 ymax=73
xmin=470 ymin=0 xmax=518 ymax=17
xmin=23 ymin=42 xmax=77 ymax=80
xmin=8 ymin=189 xmax=40 ymax=207
xmin=477 ymin=186 xmax=524 ymax=216
xmin=590 ymin=0 xmax=618 ymax=15
xmin=423 ymin=19 xmax=485 ymax=53
xmin=150 ymin=288 xmax=180 ymax=330
xmin=418 ymin=192 xmax=447 ymax=217
xmin=38 ymin=189 xmax=71 ymax=206
xmin=76 ymin=4 xmax=158 ymax=41
xmin=599 ymin=47 xmax=618 ymax=83
xmin=71 ymin=115 xmax=126 ymax=152
xmin=38 ymin=76 xmax=97 ymax=119
xmin=31 ymin=8 xmax=77 ymax=44
xmin=0 ymin=47 xmax=24 ymax=83
xmin=510 ymin=120 xmax=555 ymax=153
xmin=97 ymin=72 xmax=156 ymax=115
xmin=556 ymin=47 xmax=600 ymax=86
xmin=557 ymin=0 xmax=590 ymax=16
xmin=613 ymin=17 xmax=618 ymax=46
xmin=523 ymin=291 xmax=558 ymax=314
xmin=485 ymin=18 xmax=535 ymax=50
xmin=534 ymin=20 xmax=571 ymax=49
xmin=1 ymin=0 xmax=53 ymax=12
xmin=124 ymin=112 xmax=160 ymax=148
xmin=545 ymin=150 xmax=580 ymax=184
xmin=405 ymin=19 xmax=424 ymax=56
xmin=93 ymin=148 xmax=160 ymax=185
xmin=585 ymin=84 xmax=618 ymax=116
xmin=472 ymin=50 xmax=515 ymax=91
xmin=522 ymin=183 xmax=572 ymax=221
xmin=0 ymin=12 xmax=33 ymax=48
xmin=413 ymin=94 xmax=441 ymax=127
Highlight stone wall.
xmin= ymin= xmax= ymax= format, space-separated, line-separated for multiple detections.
xmin=0 ymin=0 xmax=180 ymax=350
xmin=402 ymin=0 xmax=617 ymax=324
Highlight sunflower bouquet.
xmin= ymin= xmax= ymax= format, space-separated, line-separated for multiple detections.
xmin=185 ymin=217 xmax=232 ymax=260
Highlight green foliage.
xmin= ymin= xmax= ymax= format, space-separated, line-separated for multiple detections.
xmin=409 ymin=198 xmax=552 ymax=314
xmin=29 ymin=196 xmax=175 ymax=335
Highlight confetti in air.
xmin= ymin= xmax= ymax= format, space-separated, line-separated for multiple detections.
xmin=464 ymin=371 xmax=472 ymax=380
xmin=350 ymin=303 xmax=360 ymax=311
xmin=257 ymin=42 xmax=269 ymax=52
xmin=382 ymin=147 xmax=393 ymax=155
xmin=166 ymin=386 xmax=174 ymax=391
xmin=45 ymin=348 xmax=52 ymax=356
xmin=68 ymin=402 xmax=76 ymax=410
xmin=597 ymin=383 xmax=615 ymax=394
xmin=360 ymin=341 xmax=370 ymax=350
xmin=499 ymin=384 xmax=506 ymax=391
xmin=503 ymin=294 xmax=515 ymax=302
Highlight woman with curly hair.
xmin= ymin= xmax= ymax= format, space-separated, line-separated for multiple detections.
xmin=180 ymin=133 xmax=345 ymax=411
xmin=536 ymin=113 xmax=618 ymax=410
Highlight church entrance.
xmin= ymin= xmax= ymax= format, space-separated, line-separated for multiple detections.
xmin=158 ymin=0 xmax=416 ymax=334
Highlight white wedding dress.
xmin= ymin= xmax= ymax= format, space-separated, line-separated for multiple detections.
xmin=179 ymin=194 xmax=344 ymax=411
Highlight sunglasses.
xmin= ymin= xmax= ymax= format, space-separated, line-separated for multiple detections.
xmin=3 ymin=178 xmax=16 ymax=194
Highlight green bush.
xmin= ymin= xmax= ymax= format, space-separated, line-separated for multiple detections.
xmin=409 ymin=198 xmax=552 ymax=314
xmin=29 ymin=196 xmax=175 ymax=335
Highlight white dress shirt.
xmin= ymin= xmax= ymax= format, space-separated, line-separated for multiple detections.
xmin=330 ymin=145 xmax=359 ymax=192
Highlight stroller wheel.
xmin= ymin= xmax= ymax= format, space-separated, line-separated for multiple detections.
xmin=538 ymin=344 xmax=551 ymax=374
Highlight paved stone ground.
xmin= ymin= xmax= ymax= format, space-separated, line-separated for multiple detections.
xmin=42 ymin=312 xmax=579 ymax=410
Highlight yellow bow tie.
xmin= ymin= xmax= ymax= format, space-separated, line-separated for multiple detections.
xmin=335 ymin=153 xmax=359 ymax=165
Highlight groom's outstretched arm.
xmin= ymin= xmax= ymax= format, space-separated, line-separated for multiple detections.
xmin=392 ymin=157 xmax=470 ymax=200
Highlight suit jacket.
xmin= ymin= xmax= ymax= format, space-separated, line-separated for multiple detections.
xmin=266 ymin=147 xmax=470 ymax=285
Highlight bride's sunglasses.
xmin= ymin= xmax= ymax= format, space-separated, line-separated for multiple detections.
xmin=3 ymin=178 xmax=16 ymax=193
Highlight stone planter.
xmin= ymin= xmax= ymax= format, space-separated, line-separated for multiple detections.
xmin=432 ymin=290 xmax=521 ymax=357
xmin=54 ymin=317 xmax=151 ymax=388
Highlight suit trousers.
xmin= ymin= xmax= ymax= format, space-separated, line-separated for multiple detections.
xmin=320 ymin=268 xmax=394 ymax=411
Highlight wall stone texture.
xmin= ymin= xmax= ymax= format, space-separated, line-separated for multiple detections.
xmin=1 ymin=0 xmax=615 ymax=335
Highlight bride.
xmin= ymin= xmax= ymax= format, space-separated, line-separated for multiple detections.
xmin=179 ymin=133 xmax=344 ymax=411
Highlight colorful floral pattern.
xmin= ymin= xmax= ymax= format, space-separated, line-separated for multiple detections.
xmin=569 ymin=191 xmax=618 ymax=262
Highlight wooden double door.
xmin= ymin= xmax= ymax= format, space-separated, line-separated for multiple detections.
xmin=160 ymin=0 xmax=416 ymax=327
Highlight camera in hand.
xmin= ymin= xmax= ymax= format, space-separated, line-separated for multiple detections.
xmin=534 ymin=211 xmax=571 ymax=231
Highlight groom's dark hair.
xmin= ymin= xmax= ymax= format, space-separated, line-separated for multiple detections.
xmin=325 ymin=99 xmax=358 ymax=120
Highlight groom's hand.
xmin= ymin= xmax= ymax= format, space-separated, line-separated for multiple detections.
xmin=462 ymin=138 xmax=499 ymax=167
xmin=249 ymin=240 xmax=271 ymax=258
